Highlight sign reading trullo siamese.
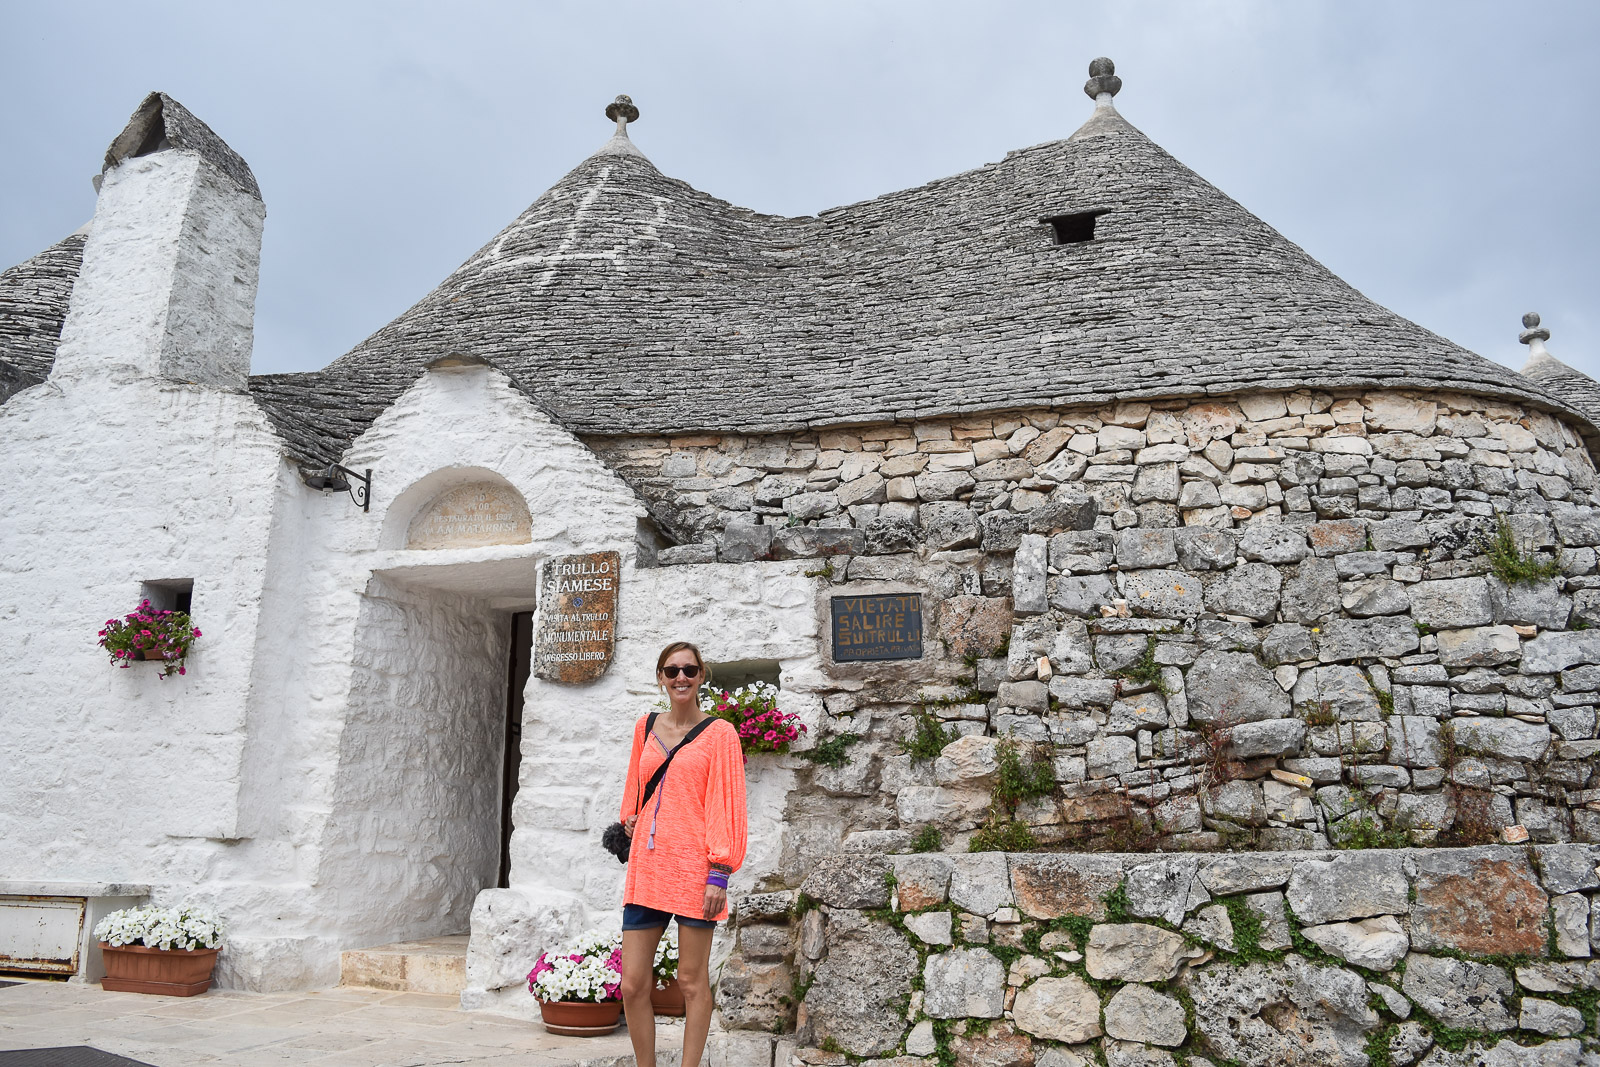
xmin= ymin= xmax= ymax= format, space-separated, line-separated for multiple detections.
xmin=534 ymin=551 xmax=620 ymax=683
xmin=831 ymin=593 xmax=923 ymax=662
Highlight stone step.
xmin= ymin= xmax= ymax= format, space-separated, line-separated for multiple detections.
xmin=338 ymin=933 xmax=468 ymax=995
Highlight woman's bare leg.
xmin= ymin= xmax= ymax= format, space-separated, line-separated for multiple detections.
xmin=677 ymin=924 xmax=716 ymax=1067
xmin=621 ymin=926 xmax=666 ymax=1066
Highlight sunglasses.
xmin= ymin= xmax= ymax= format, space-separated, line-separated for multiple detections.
xmin=660 ymin=664 xmax=702 ymax=679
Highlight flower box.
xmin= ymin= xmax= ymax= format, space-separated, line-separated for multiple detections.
xmin=93 ymin=902 xmax=224 ymax=996
xmin=100 ymin=942 xmax=218 ymax=996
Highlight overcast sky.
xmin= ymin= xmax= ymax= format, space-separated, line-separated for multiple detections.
xmin=2 ymin=1 xmax=1595 ymax=382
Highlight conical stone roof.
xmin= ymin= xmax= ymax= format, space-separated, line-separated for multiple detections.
xmin=1524 ymin=351 xmax=1600 ymax=429
xmin=0 ymin=230 xmax=86 ymax=404
xmin=250 ymin=93 xmax=1590 ymax=468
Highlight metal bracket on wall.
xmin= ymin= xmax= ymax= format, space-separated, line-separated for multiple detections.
xmin=306 ymin=465 xmax=372 ymax=512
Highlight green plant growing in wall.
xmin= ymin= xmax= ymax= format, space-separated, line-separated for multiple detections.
xmin=1482 ymin=511 xmax=1559 ymax=585
xmin=798 ymin=731 xmax=862 ymax=769
xmin=901 ymin=705 xmax=955 ymax=761
xmin=971 ymin=739 xmax=1056 ymax=853
xmin=1113 ymin=634 xmax=1172 ymax=694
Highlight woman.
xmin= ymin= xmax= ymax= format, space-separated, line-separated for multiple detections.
xmin=619 ymin=641 xmax=747 ymax=1067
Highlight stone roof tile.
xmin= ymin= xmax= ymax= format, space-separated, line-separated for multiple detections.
xmin=0 ymin=231 xmax=85 ymax=404
xmin=246 ymin=100 xmax=1590 ymax=467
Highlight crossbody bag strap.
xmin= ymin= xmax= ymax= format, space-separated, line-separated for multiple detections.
xmin=635 ymin=712 xmax=659 ymax=815
xmin=639 ymin=716 xmax=717 ymax=807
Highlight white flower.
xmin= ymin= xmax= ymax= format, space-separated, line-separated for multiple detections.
xmin=93 ymin=903 xmax=224 ymax=950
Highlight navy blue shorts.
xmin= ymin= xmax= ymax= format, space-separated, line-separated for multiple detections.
xmin=622 ymin=903 xmax=716 ymax=931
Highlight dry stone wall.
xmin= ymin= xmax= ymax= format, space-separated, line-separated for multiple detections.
xmin=590 ymin=388 xmax=1600 ymax=858
xmin=716 ymin=846 xmax=1600 ymax=1067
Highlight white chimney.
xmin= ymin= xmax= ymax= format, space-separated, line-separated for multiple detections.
xmin=50 ymin=92 xmax=265 ymax=391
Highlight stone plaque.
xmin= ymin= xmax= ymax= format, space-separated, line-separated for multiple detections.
xmin=406 ymin=483 xmax=532 ymax=549
xmin=534 ymin=551 xmax=621 ymax=683
xmin=831 ymin=593 xmax=923 ymax=662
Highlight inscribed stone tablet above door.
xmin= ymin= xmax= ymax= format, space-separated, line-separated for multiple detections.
xmin=405 ymin=483 xmax=533 ymax=549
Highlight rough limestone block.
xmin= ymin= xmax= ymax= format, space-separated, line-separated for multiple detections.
xmin=1551 ymin=894 xmax=1591 ymax=958
xmin=801 ymin=910 xmax=916 ymax=1056
xmin=716 ymin=954 xmax=792 ymax=1032
xmin=1123 ymin=856 xmax=1209 ymax=925
xmin=1285 ymin=852 xmax=1408 ymax=925
xmin=1049 ymin=574 xmax=1116 ymax=617
xmin=1009 ymin=854 xmax=1125 ymax=920
xmin=1186 ymin=650 xmax=1291 ymax=723
xmin=1520 ymin=998 xmax=1585 ymax=1036
xmin=922 ymin=947 xmax=1005 ymax=1018
xmin=1011 ymin=975 xmax=1104 ymax=1044
xmin=1315 ymin=617 xmax=1421 ymax=662
xmin=1409 ymin=578 xmax=1494 ymax=629
xmin=1200 ymin=855 xmax=1294 ymax=895
xmin=799 ymin=854 xmax=892 ymax=909
xmin=1280 ymin=557 xmax=1341 ymax=623
xmin=1116 ymin=528 xmax=1178 ymax=568
xmin=1103 ymin=982 xmax=1186 ymax=1046
xmin=1449 ymin=718 xmax=1551 ymax=762
xmin=1229 ymin=718 xmax=1306 ymax=758
xmin=1238 ymin=524 xmax=1310 ymax=563
xmin=1183 ymin=904 xmax=1236 ymax=952
xmin=1399 ymin=953 xmax=1515 ymax=1032
xmin=1012 ymin=534 xmax=1048 ymax=615
xmin=1185 ymin=956 xmax=1378 ymax=1067
xmin=903 ymin=911 xmax=953 ymax=946
xmin=1522 ymin=630 xmax=1600 ymax=673
xmin=1388 ymin=716 xmax=1443 ymax=768
xmin=1204 ymin=563 xmax=1282 ymax=619
xmin=1085 ymin=923 xmax=1200 ymax=983
xmin=892 ymin=854 xmax=954 ymax=910
xmin=1534 ymin=845 xmax=1600 ymax=894
xmin=1299 ymin=915 xmax=1409 ymax=971
xmin=1117 ymin=568 xmax=1205 ymax=619
xmin=1409 ymin=848 xmax=1550 ymax=956
xmin=1292 ymin=665 xmax=1381 ymax=721
xmin=1435 ymin=624 xmax=1523 ymax=668
xmin=949 ymin=852 xmax=1014 ymax=916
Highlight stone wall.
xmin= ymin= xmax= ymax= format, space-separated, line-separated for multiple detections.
xmin=713 ymin=845 xmax=1600 ymax=1067
xmin=590 ymin=388 xmax=1600 ymax=856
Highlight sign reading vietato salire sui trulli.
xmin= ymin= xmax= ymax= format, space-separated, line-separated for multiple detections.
xmin=534 ymin=550 xmax=620 ymax=683
xmin=831 ymin=594 xmax=923 ymax=662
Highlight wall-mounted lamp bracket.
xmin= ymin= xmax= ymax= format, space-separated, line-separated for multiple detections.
xmin=306 ymin=464 xmax=372 ymax=511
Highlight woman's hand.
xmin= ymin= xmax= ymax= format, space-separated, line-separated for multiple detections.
xmin=703 ymin=884 xmax=727 ymax=921
xmin=623 ymin=815 xmax=638 ymax=838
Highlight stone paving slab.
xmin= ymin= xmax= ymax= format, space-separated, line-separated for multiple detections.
xmin=0 ymin=980 xmax=684 ymax=1067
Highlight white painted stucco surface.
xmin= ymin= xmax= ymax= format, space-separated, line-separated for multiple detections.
xmin=463 ymin=558 xmax=825 ymax=1019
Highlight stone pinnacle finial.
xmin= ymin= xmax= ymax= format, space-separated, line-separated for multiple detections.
xmin=1084 ymin=57 xmax=1122 ymax=104
xmin=605 ymin=94 xmax=639 ymax=137
xmin=1520 ymin=311 xmax=1553 ymax=364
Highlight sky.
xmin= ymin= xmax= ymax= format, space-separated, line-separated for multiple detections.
xmin=2 ymin=1 xmax=1595 ymax=380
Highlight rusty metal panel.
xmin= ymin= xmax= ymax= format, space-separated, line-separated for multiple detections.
xmin=0 ymin=895 xmax=85 ymax=975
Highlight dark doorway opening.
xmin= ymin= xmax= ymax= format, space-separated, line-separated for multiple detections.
xmin=499 ymin=611 xmax=533 ymax=887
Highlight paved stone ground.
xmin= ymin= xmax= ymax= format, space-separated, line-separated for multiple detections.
xmin=0 ymin=980 xmax=683 ymax=1067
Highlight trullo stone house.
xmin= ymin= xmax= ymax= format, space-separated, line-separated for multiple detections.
xmin=5 ymin=59 xmax=1600 ymax=1066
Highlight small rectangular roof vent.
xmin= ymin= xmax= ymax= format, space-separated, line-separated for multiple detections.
xmin=1047 ymin=211 xmax=1107 ymax=245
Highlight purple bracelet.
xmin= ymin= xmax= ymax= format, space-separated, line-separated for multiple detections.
xmin=706 ymin=870 xmax=729 ymax=889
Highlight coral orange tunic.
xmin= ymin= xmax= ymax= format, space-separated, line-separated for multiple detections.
xmin=620 ymin=714 xmax=747 ymax=921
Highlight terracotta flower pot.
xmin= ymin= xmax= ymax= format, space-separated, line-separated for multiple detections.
xmin=651 ymin=977 xmax=685 ymax=1016
xmin=140 ymin=649 xmax=167 ymax=661
xmin=536 ymin=998 xmax=623 ymax=1036
xmin=99 ymin=942 xmax=218 ymax=996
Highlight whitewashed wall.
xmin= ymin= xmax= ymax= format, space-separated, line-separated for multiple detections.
xmin=211 ymin=362 xmax=654 ymax=989
xmin=463 ymin=559 xmax=826 ymax=1019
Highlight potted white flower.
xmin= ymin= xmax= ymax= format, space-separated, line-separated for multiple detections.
xmin=93 ymin=903 xmax=224 ymax=996
xmin=526 ymin=928 xmax=624 ymax=1035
